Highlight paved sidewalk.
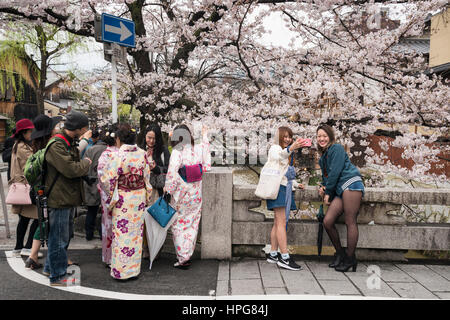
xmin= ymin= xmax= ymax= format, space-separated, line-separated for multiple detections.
xmin=2 ymin=169 xmax=450 ymax=300
xmin=2 ymin=248 xmax=450 ymax=299
xmin=216 ymin=258 xmax=450 ymax=299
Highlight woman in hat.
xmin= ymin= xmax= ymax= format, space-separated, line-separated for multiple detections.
xmin=9 ymin=118 xmax=37 ymax=258
xmin=31 ymin=115 xmax=63 ymax=152
xmin=23 ymin=115 xmax=62 ymax=269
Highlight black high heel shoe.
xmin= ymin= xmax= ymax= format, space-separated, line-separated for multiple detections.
xmin=328 ymin=249 xmax=345 ymax=268
xmin=335 ymin=254 xmax=357 ymax=272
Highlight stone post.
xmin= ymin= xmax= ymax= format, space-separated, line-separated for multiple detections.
xmin=201 ymin=167 xmax=233 ymax=260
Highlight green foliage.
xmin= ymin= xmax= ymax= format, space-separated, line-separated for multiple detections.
xmin=308 ymin=174 xmax=321 ymax=186
xmin=0 ymin=41 xmax=39 ymax=101
xmin=118 ymin=103 xmax=140 ymax=125
xmin=1 ymin=113 xmax=15 ymax=137
xmin=1 ymin=20 xmax=87 ymax=108
xmin=420 ymin=250 xmax=450 ymax=260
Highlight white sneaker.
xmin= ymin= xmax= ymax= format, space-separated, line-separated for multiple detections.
xmin=277 ymin=256 xmax=302 ymax=271
xmin=11 ymin=250 xmax=22 ymax=258
xmin=20 ymin=248 xmax=32 ymax=257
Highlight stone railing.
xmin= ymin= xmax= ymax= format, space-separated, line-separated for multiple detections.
xmin=201 ymin=167 xmax=450 ymax=260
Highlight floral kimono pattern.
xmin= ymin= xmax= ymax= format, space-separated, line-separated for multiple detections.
xmin=97 ymin=146 xmax=119 ymax=265
xmin=165 ymin=135 xmax=211 ymax=264
xmin=100 ymin=144 xmax=152 ymax=279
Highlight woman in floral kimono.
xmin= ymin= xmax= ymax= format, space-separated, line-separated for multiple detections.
xmin=97 ymin=124 xmax=119 ymax=266
xmin=165 ymin=124 xmax=211 ymax=269
xmin=98 ymin=124 xmax=152 ymax=279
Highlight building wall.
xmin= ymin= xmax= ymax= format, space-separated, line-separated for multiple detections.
xmin=44 ymin=102 xmax=61 ymax=117
xmin=0 ymin=119 xmax=6 ymax=144
xmin=430 ymin=8 xmax=450 ymax=67
xmin=0 ymin=101 xmax=16 ymax=116
xmin=350 ymin=134 xmax=450 ymax=178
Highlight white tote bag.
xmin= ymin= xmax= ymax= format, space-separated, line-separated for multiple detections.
xmin=255 ymin=161 xmax=285 ymax=200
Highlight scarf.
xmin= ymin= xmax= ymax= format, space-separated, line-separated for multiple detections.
xmin=285 ymin=153 xmax=296 ymax=230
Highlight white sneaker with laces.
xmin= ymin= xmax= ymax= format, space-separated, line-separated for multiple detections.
xmin=277 ymin=256 xmax=302 ymax=271
xmin=266 ymin=253 xmax=278 ymax=264
xmin=20 ymin=248 xmax=32 ymax=257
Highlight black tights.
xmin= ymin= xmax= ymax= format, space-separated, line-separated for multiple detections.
xmin=323 ymin=191 xmax=362 ymax=257
xmin=15 ymin=215 xmax=39 ymax=250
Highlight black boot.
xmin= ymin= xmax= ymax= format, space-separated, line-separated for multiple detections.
xmin=328 ymin=249 xmax=345 ymax=268
xmin=335 ymin=254 xmax=357 ymax=272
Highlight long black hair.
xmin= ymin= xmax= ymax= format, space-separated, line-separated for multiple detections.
xmin=100 ymin=123 xmax=118 ymax=147
xmin=116 ymin=123 xmax=136 ymax=145
xmin=143 ymin=123 xmax=165 ymax=160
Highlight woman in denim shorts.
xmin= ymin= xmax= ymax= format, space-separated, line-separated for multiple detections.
xmin=317 ymin=124 xmax=365 ymax=272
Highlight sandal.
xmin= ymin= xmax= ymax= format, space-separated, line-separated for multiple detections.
xmin=25 ymin=257 xmax=43 ymax=270
xmin=173 ymin=260 xmax=191 ymax=269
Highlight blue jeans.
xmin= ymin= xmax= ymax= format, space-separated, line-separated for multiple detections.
xmin=44 ymin=208 xmax=71 ymax=283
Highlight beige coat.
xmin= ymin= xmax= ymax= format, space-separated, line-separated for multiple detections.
xmin=8 ymin=141 xmax=37 ymax=219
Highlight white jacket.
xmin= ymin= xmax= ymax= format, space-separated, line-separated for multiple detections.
xmin=267 ymin=144 xmax=299 ymax=190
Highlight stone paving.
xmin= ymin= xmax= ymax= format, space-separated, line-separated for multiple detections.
xmin=216 ymin=258 xmax=450 ymax=299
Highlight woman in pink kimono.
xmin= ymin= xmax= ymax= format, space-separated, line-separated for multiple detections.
xmin=97 ymin=124 xmax=119 ymax=266
xmin=165 ymin=124 xmax=211 ymax=269
xmin=99 ymin=124 xmax=152 ymax=280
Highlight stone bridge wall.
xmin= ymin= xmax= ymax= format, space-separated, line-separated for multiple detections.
xmin=201 ymin=168 xmax=450 ymax=260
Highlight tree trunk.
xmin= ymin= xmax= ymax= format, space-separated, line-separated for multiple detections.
xmin=126 ymin=1 xmax=153 ymax=136
xmin=36 ymin=52 xmax=47 ymax=115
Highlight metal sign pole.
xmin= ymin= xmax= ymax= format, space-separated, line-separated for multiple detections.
xmin=0 ymin=168 xmax=11 ymax=238
xmin=111 ymin=55 xmax=118 ymax=123
xmin=96 ymin=12 xmax=135 ymax=124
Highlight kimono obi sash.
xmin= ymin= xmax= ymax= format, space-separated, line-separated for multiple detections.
xmin=118 ymin=173 xmax=145 ymax=191
xmin=178 ymin=163 xmax=203 ymax=183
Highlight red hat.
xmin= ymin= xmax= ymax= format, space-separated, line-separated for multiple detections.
xmin=13 ymin=118 xmax=34 ymax=137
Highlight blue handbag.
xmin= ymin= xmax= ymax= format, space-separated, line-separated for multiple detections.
xmin=147 ymin=194 xmax=176 ymax=228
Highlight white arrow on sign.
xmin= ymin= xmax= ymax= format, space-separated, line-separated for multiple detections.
xmin=105 ymin=21 xmax=132 ymax=41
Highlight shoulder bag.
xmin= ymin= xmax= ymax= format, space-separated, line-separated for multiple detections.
xmin=6 ymin=181 xmax=32 ymax=205
xmin=147 ymin=193 xmax=176 ymax=228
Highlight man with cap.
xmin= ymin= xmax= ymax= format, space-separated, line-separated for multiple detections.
xmin=23 ymin=114 xmax=62 ymax=270
xmin=43 ymin=110 xmax=92 ymax=286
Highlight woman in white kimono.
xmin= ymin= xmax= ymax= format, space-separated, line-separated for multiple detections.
xmin=164 ymin=124 xmax=211 ymax=269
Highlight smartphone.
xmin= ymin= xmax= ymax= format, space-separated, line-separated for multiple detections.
xmin=302 ymin=138 xmax=312 ymax=147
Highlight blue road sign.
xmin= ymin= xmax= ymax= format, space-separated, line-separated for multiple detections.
xmin=102 ymin=13 xmax=135 ymax=48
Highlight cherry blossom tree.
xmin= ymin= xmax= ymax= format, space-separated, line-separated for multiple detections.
xmin=1 ymin=0 xmax=449 ymax=184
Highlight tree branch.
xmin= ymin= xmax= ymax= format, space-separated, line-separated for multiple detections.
xmin=281 ymin=9 xmax=346 ymax=49
xmin=236 ymin=2 xmax=261 ymax=90
xmin=332 ymin=8 xmax=363 ymax=50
